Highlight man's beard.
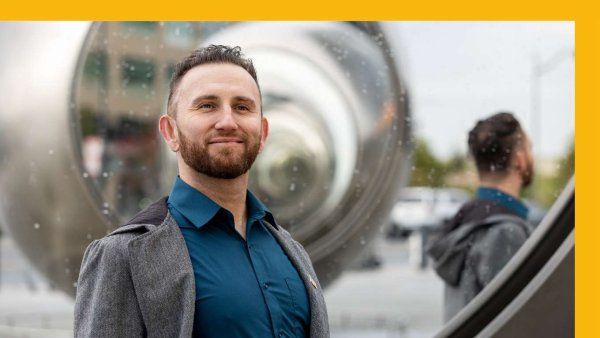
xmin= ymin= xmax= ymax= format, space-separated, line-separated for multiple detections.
xmin=521 ymin=158 xmax=534 ymax=188
xmin=178 ymin=129 xmax=261 ymax=179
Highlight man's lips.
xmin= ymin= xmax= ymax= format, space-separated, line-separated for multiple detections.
xmin=208 ymin=137 xmax=244 ymax=144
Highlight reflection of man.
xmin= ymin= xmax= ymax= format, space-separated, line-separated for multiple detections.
xmin=428 ymin=112 xmax=535 ymax=321
xmin=75 ymin=45 xmax=329 ymax=337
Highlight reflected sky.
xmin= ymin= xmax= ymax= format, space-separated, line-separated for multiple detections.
xmin=389 ymin=21 xmax=574 ymax=160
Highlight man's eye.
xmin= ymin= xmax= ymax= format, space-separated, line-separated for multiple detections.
xmin=236 ymin=105 xmax=250 ymax=111
xmin=198 ymin=103 xmax=214 ymax=109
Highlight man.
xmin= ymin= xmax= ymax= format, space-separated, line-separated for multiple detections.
xmin=74 ymin=45 xmax=329 ymax=338
xmin=427 ymin=112 xmax=535 ymax=321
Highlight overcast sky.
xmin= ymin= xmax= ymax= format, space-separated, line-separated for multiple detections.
xmin=386 ymin=21 xmax=574 ymax=160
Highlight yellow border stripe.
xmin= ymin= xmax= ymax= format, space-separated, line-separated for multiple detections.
xmin=576 ymin=17 xmax=598 ymax=338
xmin=0 ymin=0 xmax=584 ymax=20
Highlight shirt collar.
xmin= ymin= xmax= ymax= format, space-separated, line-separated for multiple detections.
xmin=476 ymin=186 xmax=529 ymax=220
xmin=246 ymin=190 xmax=278 ymax=229
xmin=246 ymin=189 xmax=268 ymax=222
xmin=168 ymin=176 xmax=276 ymax=230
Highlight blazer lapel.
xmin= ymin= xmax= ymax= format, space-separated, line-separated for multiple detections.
xmin=128 ymin=214 xmax=196 ymax=337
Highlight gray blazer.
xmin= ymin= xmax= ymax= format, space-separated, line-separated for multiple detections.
xmin=74 ymin=197 xmax=329 ymax=338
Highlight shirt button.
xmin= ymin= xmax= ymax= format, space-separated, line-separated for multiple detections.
xmin=263 ymin=283 xmax=269 ymax=289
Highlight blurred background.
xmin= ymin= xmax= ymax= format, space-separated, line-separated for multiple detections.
xmin=0 ymin=21 xmax=573 ymax=337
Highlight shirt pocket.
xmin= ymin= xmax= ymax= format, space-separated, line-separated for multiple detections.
xmin=284 ymin=277 xmax=310 ymax=336
xmin=285 ymin=276 xmax=310 ymax=315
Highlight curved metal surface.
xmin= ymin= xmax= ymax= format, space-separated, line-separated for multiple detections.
xmin=478 ymin=231 xmax=573 ymax=338
xmin=0 ymin=22 xmax=104 ymax=293
xmin=435 ymin=178 xmax=574 ymax=337
xmin=0 ymin=21 xmax=411 ymax=294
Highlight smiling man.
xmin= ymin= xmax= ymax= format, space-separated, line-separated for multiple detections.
xmin=74 ymin=45 xmax=329 ymax=338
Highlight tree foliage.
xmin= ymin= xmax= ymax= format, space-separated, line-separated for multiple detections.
xmin=409 ymin=137 xmax=574 ymax=208
xmin=409 ymin=138 xmax=467 ymax=187
xmin=554 ymin=142 xmax=574 ymax=189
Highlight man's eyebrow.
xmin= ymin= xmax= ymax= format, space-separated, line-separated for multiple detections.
xmin=233 ymin=96 xmax=257 ymax=107
xmin=190 ymin=95 xmax=219 ymax=107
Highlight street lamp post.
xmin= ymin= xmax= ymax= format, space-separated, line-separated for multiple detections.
xmin=530 ymin=48 xmax=574 ymax=202
xmin=530 ymin=48 xmax=574 ymax=154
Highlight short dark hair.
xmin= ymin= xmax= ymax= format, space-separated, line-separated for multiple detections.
xmin=167 ymin=45 xmax=260 ymax=116
xmin=468 ymin=112 xmax=526 ymax=175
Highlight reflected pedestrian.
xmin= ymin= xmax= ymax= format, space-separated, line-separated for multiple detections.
xmin=428 ymin=112 xmax=535 ymax=321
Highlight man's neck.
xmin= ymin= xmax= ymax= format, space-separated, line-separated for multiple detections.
xmin=479 ymin=175 xmax=522 ymax=199
xmin=179 ymin=165 xmax=249 ymax=238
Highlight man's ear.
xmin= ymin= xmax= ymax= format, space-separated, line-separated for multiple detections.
xmin=258 ymin=116 xmax=269 ymax=153
xmin=158 ymin=114 xmax=179 ymax=152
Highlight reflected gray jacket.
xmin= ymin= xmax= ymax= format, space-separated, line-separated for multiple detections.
xmin=74 ymin=197 xmax=329 ymax=338
xmin=427 ymin=214 xmax=533 ymax=321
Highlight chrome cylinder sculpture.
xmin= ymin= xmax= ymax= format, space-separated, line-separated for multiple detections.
xmin=0 ymin=21 xmax=411 ymax=295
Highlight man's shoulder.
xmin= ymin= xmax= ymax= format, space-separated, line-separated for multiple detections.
xmin=123 ymin=196 xmax=169 ymax=228
xmin=469 ymin=214 xmax=532 ymax=254
xmin=480 ymin=214 xmax=531 ymax=238
xmin=86 ymin=224 xmax=153 ymax=259
xmin=90 ymin=197 xmax=170 ymax=249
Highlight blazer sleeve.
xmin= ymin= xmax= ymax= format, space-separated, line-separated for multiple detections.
xmin=472 ymin=222 xmax=530 ymax=287
xmin=74 ymin=237 xmax=145 ymax=337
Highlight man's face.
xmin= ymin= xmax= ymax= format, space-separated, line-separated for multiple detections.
xmin=171 ymin=63 xmax=267 ymax=179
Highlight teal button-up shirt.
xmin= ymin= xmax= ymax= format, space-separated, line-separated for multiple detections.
xmin=167 ymin=177 xmax=310 ymax=338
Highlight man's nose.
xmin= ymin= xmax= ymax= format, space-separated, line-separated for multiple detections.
xmin=214 ymin=106 xmax=238 ymax=130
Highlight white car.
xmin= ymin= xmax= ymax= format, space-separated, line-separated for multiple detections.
xmin=387 ymin=187 xmax=471 ymax=238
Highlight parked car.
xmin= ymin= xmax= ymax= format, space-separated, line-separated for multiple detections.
xmin=386 ymin=187 xmax=471 ymax=239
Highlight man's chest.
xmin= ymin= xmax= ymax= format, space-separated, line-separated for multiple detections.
xmin=180 ymin=222 xmax=310 ymax=337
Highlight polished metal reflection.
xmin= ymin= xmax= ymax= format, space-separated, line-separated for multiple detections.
xmin=0 ymin=21 xmax=411 ymax=294
xmin=0 ymin=22 xmax=98 ymax=293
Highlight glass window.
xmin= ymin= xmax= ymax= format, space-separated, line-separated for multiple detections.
xmin=200 ymin=21 xmax=231 ymax=39
xmin=120 ymin=57 xmax=155 ymax=93
xmin=121 ymin=21 xmax=157 ymax=35
xmin=165 ymin=63 xmax=175 ymax=85
xmin=82 ymin=50 xmax=108 ymax=87
xmin=164 ymin=22 xmax=197 ymax=48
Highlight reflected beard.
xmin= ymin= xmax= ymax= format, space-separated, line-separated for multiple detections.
xmin=522 ymin=159 xmax=534 ymax=188
xmin=179 ymin=130 xmax=260 ymax=179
